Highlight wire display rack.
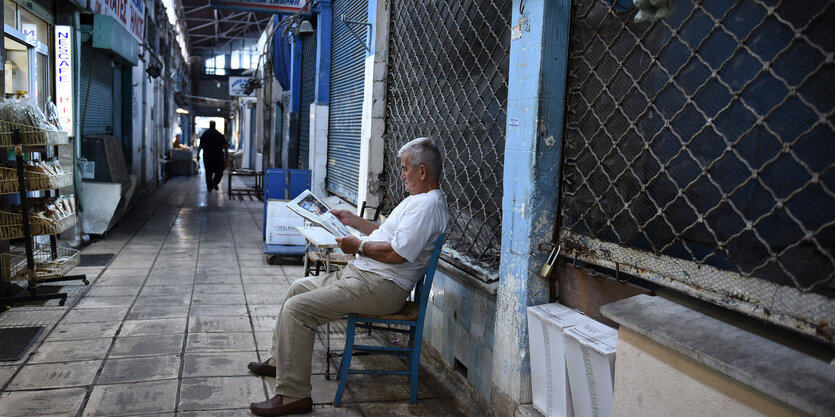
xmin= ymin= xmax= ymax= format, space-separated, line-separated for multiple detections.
xmin=0 ymin=211 xmax=76 ymax=240
xmin=0 ymin=121 xmax=68 ymax=147
xmin=1 ymin=243 xmax=80 ymax=282
xmin=0 ymin=169 xmax=73 ymax=194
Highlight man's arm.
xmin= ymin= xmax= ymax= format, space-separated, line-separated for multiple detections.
xmin=331 ymin=209 xmax=380 ymax=236
xmin=336 ymin=235 xmax=406 ymax=264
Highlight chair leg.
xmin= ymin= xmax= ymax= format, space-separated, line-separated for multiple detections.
xmin=408 ymin=338 xmax=422 ymax=404
xmin=334 ymin=315 xmax=357 ymax=406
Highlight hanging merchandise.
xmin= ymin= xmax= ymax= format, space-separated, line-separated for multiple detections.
xmin=271 ymin=16 xmax=292 ymax=90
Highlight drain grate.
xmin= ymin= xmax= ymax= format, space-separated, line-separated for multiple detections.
xmin=78 ymin=254 xmax=114 ymax=267
xmin=0 ymin=327 xmax=43 ymax=361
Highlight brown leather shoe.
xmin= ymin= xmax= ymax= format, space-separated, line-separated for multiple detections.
xmin=247 ymin=359 xmax=276 ymax=376
xmin=250 ymin=394 xmax=313 ymax=416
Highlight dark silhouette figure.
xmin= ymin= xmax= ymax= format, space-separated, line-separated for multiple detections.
xmin=198 ymin=120 xmax=229 ymax=192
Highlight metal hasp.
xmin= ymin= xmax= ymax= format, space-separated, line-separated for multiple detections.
xmin=340 ymin=14 xmax=371 ymax=53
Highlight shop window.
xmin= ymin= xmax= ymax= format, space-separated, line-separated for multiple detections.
xmin=19 ymin=6 xmax=47 ymax=45
xmin=36 ymin=52 xmax=49 ymax=110
xmin=4 ymin=0 xmax=15 ymax=28
xmin=204 ymin=54 xmax=226 ymax=75
xmin=4 ymin=36 xmax=29 ymax=97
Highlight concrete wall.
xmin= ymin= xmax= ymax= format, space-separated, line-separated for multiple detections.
xmin=613 ymin=328 xmax=809 ymax=417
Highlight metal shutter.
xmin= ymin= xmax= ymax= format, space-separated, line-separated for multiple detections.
xmin=79 ymin=43 xmax=114 ymax=135
xmin=298 ymin=29 xmax=317 ymax=170
xmin=326 ymin=0 xmax=367 ymax=204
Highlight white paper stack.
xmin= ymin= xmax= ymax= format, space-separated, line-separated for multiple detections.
xmin=563 ymin=321 xmax=618 ymax=417
xmin=527 ymin=303 xmax=587 ymax=417
xmin=265 ymin=200 xmax=306 ymax=245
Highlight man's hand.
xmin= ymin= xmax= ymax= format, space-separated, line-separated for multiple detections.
xmin=331 ymin=209 xmax=359 ymax=229
xmin=335 ymin=235 xmax=361 ymax=254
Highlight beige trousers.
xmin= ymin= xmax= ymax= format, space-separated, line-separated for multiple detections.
xmin=269 ymin=263 xmax=411 ymax=398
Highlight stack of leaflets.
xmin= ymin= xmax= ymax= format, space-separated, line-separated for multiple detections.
xmin=286 ymin=190 xmax=352 ymax=237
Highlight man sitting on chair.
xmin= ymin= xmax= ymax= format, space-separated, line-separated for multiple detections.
xmin=248 ymin=137 xmax=450 ymax=416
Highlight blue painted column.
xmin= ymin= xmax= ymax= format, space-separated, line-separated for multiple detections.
xmin=288 ymin=33 xmax=303 ymax=169
xmin=492 ymin=0 xmax=571 ymax=409
xmin=314 ymin=0 xmax=332 ymax=104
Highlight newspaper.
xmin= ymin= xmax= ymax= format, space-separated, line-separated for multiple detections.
xmin=286 ymin=190 xmax=351 ymax=237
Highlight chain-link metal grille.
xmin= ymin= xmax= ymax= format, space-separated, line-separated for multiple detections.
xmin=560 ymin=0 xmax=834 ymax=338
xmin=383 ymin=0 xmax=511 ymax=279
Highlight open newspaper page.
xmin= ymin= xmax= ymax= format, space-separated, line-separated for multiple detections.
xmin=286 ymin=190 xmax=351 ymax=237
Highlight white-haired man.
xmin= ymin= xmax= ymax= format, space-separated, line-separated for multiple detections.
xmin=248 ymin=137 xmax=449 ymax=416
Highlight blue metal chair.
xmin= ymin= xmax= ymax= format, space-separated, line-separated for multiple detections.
xmin=333 ymin=233 xmax=446 ymax=406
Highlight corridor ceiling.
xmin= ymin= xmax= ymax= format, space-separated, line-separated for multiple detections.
xmin=179 ymin=1 xmax=273 ymax=54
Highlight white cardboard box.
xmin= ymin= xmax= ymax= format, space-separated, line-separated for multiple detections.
xmin=265 ymin=200 xmax=306 ymax=245
xmin=527 ymin=303 xmax=590 ymax=417
xmin=563 ymin=321 xmax=618 ymax=417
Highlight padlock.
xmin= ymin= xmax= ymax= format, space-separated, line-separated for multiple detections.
xmin=539 ymin=245 xmax=561 ymax=278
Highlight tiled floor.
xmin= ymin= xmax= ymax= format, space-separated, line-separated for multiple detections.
xmin=0 ymin=174 xmax=462 ymax=417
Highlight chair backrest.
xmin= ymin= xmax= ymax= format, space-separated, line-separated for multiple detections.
xmin=414 ymin=233 xmax=445 ymax=316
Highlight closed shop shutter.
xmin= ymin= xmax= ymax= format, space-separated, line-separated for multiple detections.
xmin=79 ymin=43 xmax=114 ymax=136
xmin=326 ymin=0 xmax=367 ymax=203
xmin=298 ymin=28 xmax=317 ymax=170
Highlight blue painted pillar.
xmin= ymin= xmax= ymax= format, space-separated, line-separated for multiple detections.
xmin=314 ymin=0 xmax=331 ymax=104
xmin=288 ymin=33 xmax=303 ymax=168
xmin=492 ymin=0 xmax=571 ymax=408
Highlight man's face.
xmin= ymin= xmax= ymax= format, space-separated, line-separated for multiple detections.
xmin=400 ymin=155 xmax=423 ymax=195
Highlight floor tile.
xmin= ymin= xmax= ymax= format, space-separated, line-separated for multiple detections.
xmin=139 ymin=285 xmax=194 ymax=296
xmin=192 ymin=292 xmax=246 ymax=304
xmin=189 ymin=316 xmax=251 ymax=333
xmin=6 ymin=360 xmax=101 ymax=390
xmin=83 ymin=379 xmax=178 ymax=416
xmin=45 ymin=321 xmax=122 ymax=341
xmin=75 ymin=295 xmax=137 ymax=309
xmin=243 ymin=283 xmax=289 ymax=294
xmin=61 ymin=307 xmax=128 ymax=323
xmin=360 ymin=398 xmax=456 ymax=417
xmin=247 ymin=293 xmax=286 ymax=305
xmin=193 ymin=284 xmax=244 ymax=295
xmin=182 ymin=351 xmax=256 ymax=378
xmin=133 ymin=293 xmax=192 ymax=307
xmin=28 ymin=338 xmax=112 ymax=363
xmin=98 ymin=354 xmax=180 ymax=384
xmin=193 ymin=274 xmax=242 ymax=284
xmin=179 ymin=410 xmax=255 ymax=417
xmin=186 ymin=332 xmax=257 ymax=352
xmin=120 ymin=317 xmax=188 ymax=336
xmin=189 ymin=304 xmax=247 ymax=316
xmin=251 ymin=315 xmax=279 ymax=332
xmin=109 ymin=334 xmax=185 ymax=358
xmin=0 ymin=366 xmax=17 ymax=386
xmin=85 ymin=285 xmax=142 ymax=297
xmin=0 ymin=387 xmax=87 ymax=417
xmin=249 ymin=304 xmax=281 ymax=316
xmin=127 ymin=306 xmax=190 ymax=320
xmin=179 ymin=376 xmax=265 ymax=411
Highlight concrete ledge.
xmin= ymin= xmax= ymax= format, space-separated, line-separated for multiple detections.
xmin=601 ymin=295 xmax=835 ymax=417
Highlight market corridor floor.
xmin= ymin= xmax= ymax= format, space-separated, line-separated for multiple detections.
xmin=0 ymin=173 xmax=463 ymax=417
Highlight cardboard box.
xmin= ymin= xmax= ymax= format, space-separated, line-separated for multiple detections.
xmin=563 ymin=320 xmax=618 ymax=417
xmin=527 ymin=303 xmax=590 ymax=417
xmin=265 ymin=200 xmax=306 ymax=245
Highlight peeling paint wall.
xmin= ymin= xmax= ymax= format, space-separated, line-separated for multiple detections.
xmin=491 ymin=0 xmax=571 ymax=410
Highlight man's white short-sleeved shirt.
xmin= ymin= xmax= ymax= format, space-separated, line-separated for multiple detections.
xmin=352 ymin=189 xmax=449 ymax=290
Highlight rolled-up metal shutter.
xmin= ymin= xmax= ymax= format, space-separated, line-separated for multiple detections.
xmin=79 ymin=43 xmax=114 ymax=135
xmin=298 ymin=28 xmax=317 ymax=170
xmin=326 ymin=0 xmax=367 ymax=203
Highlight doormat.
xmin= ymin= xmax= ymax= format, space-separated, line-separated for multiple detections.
xmin=0 ymin=327 xmax=43 ymax=361
xmin=79 ymin=253 xmax=115 ymax=267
